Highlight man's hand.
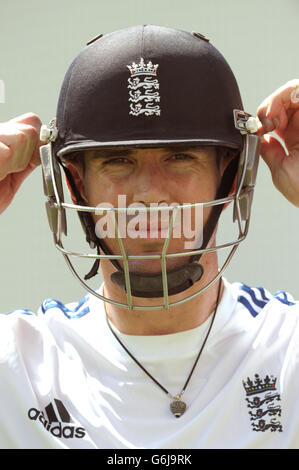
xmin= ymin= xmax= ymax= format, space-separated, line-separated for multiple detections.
xmin=256 ymin=79 xmax=299 ymax=207
xmin=0 ymin=113 xmax=43 ymax=214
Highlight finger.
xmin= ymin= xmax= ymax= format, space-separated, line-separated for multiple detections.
xmin=259 ymin=134 xmax=286 ymax=179
xmin=266 ymin=79 xmax=299 ymax=115
xmin=0 ymin=122 xmax=41 ymax=174
xmin=257 ymin=102 xmax=286 ymax=134
xmin=8 ymin=112 xmax=42 ymax=130
xmin=257 ymin=79 xmax=299 ymax=133
xmin=0 ymin=141 xmax=12 ymax=181
xmin=255 ymin=117 xmax=274 ymax=136
xmin=31 ymin=142 xmax=42 ymax=167
xmin=7 ymin=112 xmax=42 ymax=166
xmin=7 ymin=125 xmax=39 ymax=174
xmin=20 ymin=114 xmax=43 ymax=167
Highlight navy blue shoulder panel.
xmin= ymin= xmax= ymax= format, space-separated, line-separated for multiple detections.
xmin=237 ymin=283 xmax=296 ymax=318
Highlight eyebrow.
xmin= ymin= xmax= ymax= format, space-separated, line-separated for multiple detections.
xmin=87 ymin=146 xmax=208 ymax=160
xmin=88 ymin=148 xmax=134 ymax=159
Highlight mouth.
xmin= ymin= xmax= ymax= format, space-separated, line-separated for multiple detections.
xmin=136 ymin=227 xmax=171 ymax=240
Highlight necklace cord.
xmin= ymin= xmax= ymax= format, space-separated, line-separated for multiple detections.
xmin=106 ymin=315 xmax=170 ymax=395
xmin=105 ymin=277 xmax=222 ymax=398
xmin=181 ymin=277 xmax=222 ymax=394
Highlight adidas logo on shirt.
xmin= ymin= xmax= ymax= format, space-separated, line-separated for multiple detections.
xmin=28 ymin=398 xmax=86 ymax=439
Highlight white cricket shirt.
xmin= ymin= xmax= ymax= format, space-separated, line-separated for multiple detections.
xmin=0 ymin=278 xmax=299 ymax=449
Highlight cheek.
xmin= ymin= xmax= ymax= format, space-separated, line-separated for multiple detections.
xmin=83 ymin=172 xmax=130 ymax=207
xmin=170 ymin=172 xmax=220 ymax=203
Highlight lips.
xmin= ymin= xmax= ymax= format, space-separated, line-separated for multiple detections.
xmin=136 ymin=227 xmax=170 ymax=239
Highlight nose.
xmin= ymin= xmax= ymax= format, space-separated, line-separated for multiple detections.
xmin=132 ymin=160 xmax=170 ymax=206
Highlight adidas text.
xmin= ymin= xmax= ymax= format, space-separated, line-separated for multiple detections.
xmin=28 ymin=407 xmax=86 ymax=439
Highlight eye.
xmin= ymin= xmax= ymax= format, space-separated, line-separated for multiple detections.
xmin=103 ymin=157 xmax=133 ymax=166
xmin=168 ymin=153 xmax=195 ymax=162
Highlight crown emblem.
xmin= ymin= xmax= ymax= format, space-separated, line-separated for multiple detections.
xmin=127 ymin=58 xmax=159 ymax=76
xmin=127 ymin=57 xmax=161 ymax=117
xmin=242 ymin=373 xmax=277 ymax=396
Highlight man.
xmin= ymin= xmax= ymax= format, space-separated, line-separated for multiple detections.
xmin=0 ymin=25 xmax=299 ymax=449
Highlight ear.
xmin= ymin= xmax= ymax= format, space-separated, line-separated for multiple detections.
xmin=64 ymin=161 xmax=88 ymax=204
xmin=227 ymin=172 xmax=237 ymax=197
xmin=222 ymin=174 xmax=236 ymax=210
xmin=219 ymin=151 xmax=238 ymax=210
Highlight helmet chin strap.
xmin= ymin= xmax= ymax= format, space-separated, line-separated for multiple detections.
xmin=111 ymin=263 xmax=204 ymax=298
xmin=61 ymin=155 xmax=238 ymax=298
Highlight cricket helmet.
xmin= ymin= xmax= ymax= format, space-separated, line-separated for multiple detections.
xmin=40 ymin=25 xmax=260 ymax=309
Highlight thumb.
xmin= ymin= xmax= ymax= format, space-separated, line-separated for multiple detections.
xmin=31 ymin=139 xmax=44 ymax=168
xmin=21 ymin=113 xmax=43 ymax=168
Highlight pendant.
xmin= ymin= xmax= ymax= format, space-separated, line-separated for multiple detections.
xmin=170 ymin=398 xmax=187 ymax=418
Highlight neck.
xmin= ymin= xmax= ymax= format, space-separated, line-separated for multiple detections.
xmin=101 ymin=252 xmax=223 ymax=335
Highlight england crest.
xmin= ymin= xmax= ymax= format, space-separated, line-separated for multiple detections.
xmin=127 ymin=58 xmax=161 ymax=117
xmin=243 ymin=373 xmax=283 ymax=432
